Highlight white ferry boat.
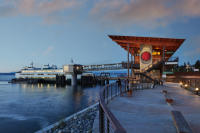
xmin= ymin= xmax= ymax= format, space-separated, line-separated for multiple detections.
xmin=15 ymin=63 xmax=64 ymax=79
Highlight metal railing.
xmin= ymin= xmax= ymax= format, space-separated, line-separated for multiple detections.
xmin=82 ymin=62 xmax=139 ymax=71
xmin=99 ymin=74 xmax=157 ymax=133
xmin=99 ymin=81 xmax=127 ymax=133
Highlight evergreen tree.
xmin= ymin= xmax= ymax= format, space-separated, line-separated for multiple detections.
xmin=195 ymin=60 xmax=200 ymax=69
xmin=183 ymin=62 xmax=186 ymax=67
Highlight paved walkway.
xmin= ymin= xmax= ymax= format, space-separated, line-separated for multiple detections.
xmin=164 ymin=82 xmax=200 ymax=133
xmin=108 ymin=86 xmax=176 ymax=133
xmin=93 ymin=83 xmax=200 ymax=133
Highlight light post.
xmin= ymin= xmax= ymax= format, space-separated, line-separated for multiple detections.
xmin=179 ymin=81 xmax=183 ymax=87
xmin=195 ymin=88 xmax=199 ymax=95
xmin=184 ymin=84 xmax=188 ymax=89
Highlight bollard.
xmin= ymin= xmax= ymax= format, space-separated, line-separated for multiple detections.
xmin=99 ymin=105 xmax=104 ymax=133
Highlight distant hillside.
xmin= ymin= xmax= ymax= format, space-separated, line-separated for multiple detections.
xmin=0 ymin=72 xmax=15 ymax=75
xmin=0 ymin=73 xmax=15 ymax=81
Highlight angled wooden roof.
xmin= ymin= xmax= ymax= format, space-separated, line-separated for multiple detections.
xmin=108 ymin=35 xmax=185 ymax=56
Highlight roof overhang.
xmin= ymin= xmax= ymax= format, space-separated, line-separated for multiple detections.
xmin=108 ymin=35 xmax=185 ymax=57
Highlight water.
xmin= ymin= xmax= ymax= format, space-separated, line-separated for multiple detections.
xmin=0 ymin=81 xmax=101 ymax=133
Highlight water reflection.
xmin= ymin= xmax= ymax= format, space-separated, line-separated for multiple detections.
xmin=0 ymin=82 xmax=100 ymax=133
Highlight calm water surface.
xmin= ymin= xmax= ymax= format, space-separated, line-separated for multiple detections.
xmin=0 ymin=81 xmax=100 ymax=133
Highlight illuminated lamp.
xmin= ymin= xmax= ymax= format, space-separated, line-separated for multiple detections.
xmin=195 ymin=88 xmax=199 ymax=95
xmin=184 ymin=84 xmax=188 ymax=87
xmin=152 ymin=52 xmax=161 ymax=55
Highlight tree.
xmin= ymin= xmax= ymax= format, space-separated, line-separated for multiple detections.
xmin=195 ymin=60 xmax=200 ymax=69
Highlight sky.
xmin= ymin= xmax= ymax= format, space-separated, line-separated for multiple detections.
xmin=0 ymin=0 xmax=200 ymax=72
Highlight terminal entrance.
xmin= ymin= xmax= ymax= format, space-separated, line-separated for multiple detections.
xmin=108 ymin=35 xmax=185 ymax=81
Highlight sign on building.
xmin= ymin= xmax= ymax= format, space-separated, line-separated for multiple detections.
xmin=140 ymin=44 xmax=152 ymax=72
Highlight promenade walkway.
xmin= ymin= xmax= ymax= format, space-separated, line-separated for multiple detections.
xmin=105 ymin=83 xmax=200 ymax=133
xmin=107 ymin=85 xmax=176 ymax=133
xmin=163 ymin=82 xmax=200 ymax=132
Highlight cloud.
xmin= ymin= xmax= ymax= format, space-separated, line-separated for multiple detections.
xmin=17 ymin=0 xmax=79 ymax=15
xmin=0 ymin=0 xmax=81 ymax=23
xmin=0 ymin=0 xmax=200 ymax=27
xmin=43 ymin=46 xmax=54 ymax=56
xmin=176 ymin=0 xmax=200 ymax=17
xmin=0 ymin=3 xmax=17 ymax=17
xmin=90 ymin=0 xmax=200 ymax=28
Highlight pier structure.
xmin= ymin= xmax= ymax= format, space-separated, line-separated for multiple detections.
xmin=63 ymin=64 xmax=82 ymax=86
xmin=14 ymin=64 xmax=83 ymax=86
xmin=82 ymin=62 xmax=139 ymax=71
xmin=95 ymin=35 xmax=192 ymax=133
xmin=13 ymin=35 xmax=188 ymax=87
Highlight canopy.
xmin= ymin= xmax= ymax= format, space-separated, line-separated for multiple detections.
xmin=109 ymin=35 xmax=185 ymax=62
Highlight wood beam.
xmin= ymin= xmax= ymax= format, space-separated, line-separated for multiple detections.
xmin=115 ymin=40 xmax=183 ymax=46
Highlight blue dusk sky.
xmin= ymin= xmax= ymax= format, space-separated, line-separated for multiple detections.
xmin=0 ymin=0 xmax=200 ymax=72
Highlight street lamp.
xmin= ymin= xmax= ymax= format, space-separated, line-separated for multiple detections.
xmin=195 ymin=88 xmax=199 ymax=95
xmin=184 ymin=84 xmax=188 ymax=89
xmin=184 ymin=84 xmax=188 ymax=87
xmin=179 ymin=82 xmax=183 ymax=87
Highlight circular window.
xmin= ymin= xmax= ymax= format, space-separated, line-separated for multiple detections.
xmin=141 ymin=51 xmax=151 ymax=61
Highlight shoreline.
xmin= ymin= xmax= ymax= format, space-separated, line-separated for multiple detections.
xmin=35 ymin=103 xmax=99 ymax=133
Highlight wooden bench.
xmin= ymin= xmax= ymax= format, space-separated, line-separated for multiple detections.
xmin=171 ymin=111 xmax=193 ymax=133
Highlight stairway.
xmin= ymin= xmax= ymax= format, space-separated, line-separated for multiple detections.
xmin=141 ymin=59 xmax=164 ymax=73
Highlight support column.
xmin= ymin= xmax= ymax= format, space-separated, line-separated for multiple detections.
xmin=131 ymin=48 xmax=134 ymax=78
xmin=162 ymin=46 xmax=165 ymax=79
xmin=127 ymin=44 xmax=130 ymax=80
xmin=133 ymin=48 xmax=137 ymax=67
xmin=71 ymin=73 xmax=77 ymax=86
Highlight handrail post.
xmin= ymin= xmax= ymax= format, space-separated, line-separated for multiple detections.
xmin=99 ymin=104 xmax=104 ymax=133
xmin=125 ymin=80 xmax=126 ymax=93
xmin=99 ymin=82 xmax=127 ymax=133
xmin=107 ymin=85 xmax=109 ymax=104
xmin=103 ymin=89 xmax=105 ymax=100
xmin=124 ymin=80 xmax=126 ymax=93
xmin=107 ymin=118 xmax=110 ymax=133
xmin=116 ymin=84 xmax=117 ymax=96
xmin=111 ymin=84 xmax=112 ymax=100
xmin=117 ymin=83 xmax=118 ymax=96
